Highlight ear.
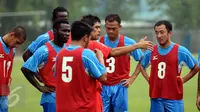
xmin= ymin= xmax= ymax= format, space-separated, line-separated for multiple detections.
xmin=9 ymin=32 xmax=15 ymax=37
xmin=83 ymin=35 xmax=88 ymax=42
xmin=53 ymin=28 xmax=57 ymax=33
xmin=168 ymin=31 xmax=172 ymax=36
xmin=119 ymin=24 xmax=122 ymax=28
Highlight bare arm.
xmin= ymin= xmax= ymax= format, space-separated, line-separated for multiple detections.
xmin=140 ymin=65 xmax=150 ymax=82
xmin=121 ymin=63 xmax=141 ymax=87
xmin=196 ymin=71 xmax=200 ymax=110
xmin=22 ymin=49 xmax=33 ymax=62
xmin=21 ymin=67 xmax=54 ymax=93
xmin=182 ymin=64 xmax=199 ymax=83
xmin=98 ymin=73 xmax=107 ymax=83
xmin=22 ymin=49 xmax=43 ymax=82
xmin=94 ymin=49 xmax=107 ymax=83
xmin=109 ymin=37 xmax=153 ymax=57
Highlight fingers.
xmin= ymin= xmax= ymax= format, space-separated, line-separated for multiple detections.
xmin=41 ymin=86 xmax=55 ymax=93
xmin=120 ymin=79 xmax=130 ymax=87
xmin=143 ymin=36 xmax=147 ymax=40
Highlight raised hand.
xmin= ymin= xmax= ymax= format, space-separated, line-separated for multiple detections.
xmin=138 ymin=36 xmax=153 ymax=51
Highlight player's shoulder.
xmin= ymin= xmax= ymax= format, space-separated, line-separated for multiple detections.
xmin=144 ymin=49 xmax=152 ymax=56
xmin=177 ymin=44 xmax=191 ymax=53
xmin=94 ymin=41 xmax=107 ymax=47
xmin=35 ymin=31 xmax=50 ymax=41
xmin=123 ymin=35 xmax=137 ymax=45
xmin=83 ymin=48 xmax=95 ymax=55
xmin=35 ymin=45 xmax=48 ymax=54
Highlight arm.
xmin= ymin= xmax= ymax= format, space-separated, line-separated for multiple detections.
xmin=196 ymin=71 xmax=200 ymax=110
xmin=178 ymin=46 xmax=199 ymax=83
xmin=83 ymin=49 xmax=107 ymax=83
xmin=22 ymin=33 xmax=49 ymax=61
xmin=94 ymin=49 xmax=106 ymax=83
xmin=109 ymin=36 xmax=153 ymax=57
xmin=121 ymin=62 xmax=141 ymax=87
xmin=121 ymin=56 xmax=149 ymax=87
xmin=21 ymin=67 xmax=54 ymax=93
xmin=139 ymin=49 xmax=152 ymax=82
xmin=94 ymin=49 xmax=105 ymax=66
xmin=196 ymin=53 xmax=200 ymax=110
xmin=182 ymin=64 xmax=199 ymax=83
xmin=22 ymin=49 xmax=33 ymax=61
xmin=22 ymin=48 xmax=43 ymax=82
xmin=140 ymin=64 xmax=150 ymax=82
xmin=21 ymin=46 xmax=53 ymax=92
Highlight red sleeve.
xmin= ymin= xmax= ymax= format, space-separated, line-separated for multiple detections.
xmin=88 ymin=41 xmax=112 ymax=58
xmin=94 ymin=41 xmax=112 ymax=59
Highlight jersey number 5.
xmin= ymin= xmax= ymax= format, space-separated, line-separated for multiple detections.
xmin=158 ymin=62 xmax=166 ymax=79
xmin=106 ymin=57 xmax=115 ymax=73
xmin=62 ymin=57 xmax=73 ymax=83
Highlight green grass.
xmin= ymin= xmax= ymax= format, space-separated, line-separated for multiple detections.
xmin=9 ymin=57 xmax=199 ymax=112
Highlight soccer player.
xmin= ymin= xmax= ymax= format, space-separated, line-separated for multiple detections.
xmin=21 ymin=19 xmax=70 ymax=112
xmin=140 ymin=20 xmax=199 ymax=112
xmin=80 ymin=14 xmax=153 ymax=112
xmin=22 ymin=6 xmax=70 ymax=61
xmin=99 ymin=14 xmax=144 ymax=112
xmin=0 ymin=26 xmax=26 ymax=112
xmin=55 ymin=21 xmax=107 ymax=112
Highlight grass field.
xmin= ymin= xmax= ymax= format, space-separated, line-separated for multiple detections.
xmin=8 ymin=56 xmax=199 ymax=112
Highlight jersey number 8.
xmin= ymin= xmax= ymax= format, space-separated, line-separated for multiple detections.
xmin=158 ymin=62 xmax=166 ymax=79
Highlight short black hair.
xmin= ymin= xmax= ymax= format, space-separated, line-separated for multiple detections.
xmin=71 ymin=21 xmax=93 ymax=41
xmin=52 ymin=7 xmax=69 ymax=21
xmin=80 ymin=14 xmax=101 ymax=27
xmin=105 ymin=14 xmax=121 ymax=24
xmin=53 ymin=18 xmax=69 ymax=30
xmin=154 ymin=20 xmax=172 ymax=32
xmin=11 ymin=26 xmax=26 ymax=40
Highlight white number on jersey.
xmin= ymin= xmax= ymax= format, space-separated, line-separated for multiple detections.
xmin=158 ymin=62 xmax=166 ymax=79
xmin=3 ymin=60 xmax=11 ymax=77
xmin=106 ymin=57 xmax=115 ymax=73
xmin=62 ymin=57 xmax=73 ymax=83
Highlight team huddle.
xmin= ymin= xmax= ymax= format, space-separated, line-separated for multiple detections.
xmin=1 ymin=6 xmax=200 ymax=112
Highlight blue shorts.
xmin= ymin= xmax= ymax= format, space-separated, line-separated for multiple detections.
xmin=150 ymin=98 xmax=184 ymax=112
xmin=41 ymin=103 xmax=56 ymax=112
xmin=101 ymin=84 xmax=128 ymax=112
xmin=40 ymin=92 xmax=56 ymax=112
xmin=0 ymin=96 xmax=8 ymax=112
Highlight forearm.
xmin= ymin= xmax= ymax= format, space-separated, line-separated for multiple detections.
xmin=109 ymin=43 xmax=140 ymax=57
xmin=198 ymin=72 xmax=200 ymax=95
xmin=21 ymin=67 xmax=41 ymax=90
xmin=96 ymin=56 xmax=105 ymax=66
xmin=183 ymin=64 xmax=199 ymax=83
xmin=140 ymin=65 xmax=149 ymax=82
xmin=130 ymin=63 xmax=141 ymax=80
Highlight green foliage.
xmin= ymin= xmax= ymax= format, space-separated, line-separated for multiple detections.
xmin=148 ymin=0 xmax=200 ymax=29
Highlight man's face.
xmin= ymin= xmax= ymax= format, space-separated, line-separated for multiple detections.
xmin=105 ymin=20 xmax=121 ymax=40
xmin=90 ymin=22 xmax=101 ymax=40
xmin=8 ymin=32 xmax=25 ymax=48
xmin=56 ymin=23 xmax=70 ymax=43
xmin=154 ymin=24 xmax=171 ymax=46
xmin=56 ymin=11 xmax=69 ymax=20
